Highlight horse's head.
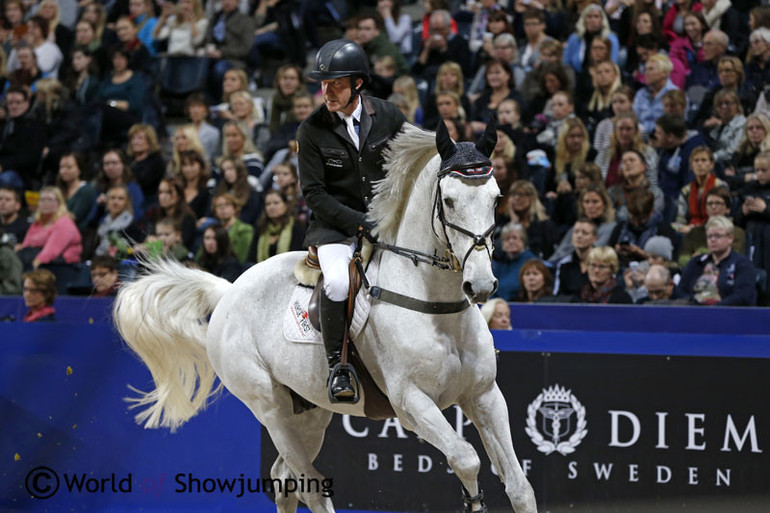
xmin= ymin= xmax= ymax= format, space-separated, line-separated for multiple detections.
xmin=434 ymin=120 xmax=500 ymax=304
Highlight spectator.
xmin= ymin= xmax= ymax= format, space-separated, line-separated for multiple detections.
xmin=152 ymin=0 xmax=208 ymax=56
xmin=16 ymin=186 xmax=82 ymax=270
xmin=669 ymin=11 xmax=708 ymax=80
xmin=547 ymin=118 xmax=596 ymax=198
xmin=94 ymin=184 xmax=140 ymax=258
xmin=632 ymin=33 xmax=687 ymax=90
xmin=213 ymin=156 xmax=261 ymax=225
xmin=419 ymin=0 xmax=458 ymax=43
xmin=113 ymin=15 xmax=152 ymax=76
xmin=56 ymin=152 xmax=97 ymax=231
xmin=73 ymin=20 xmax=106 ymax=73
xmin=219 ymin=121 xmax=265 ymax=184
xmin=270 ymin=160 xmax=305 ymax=219
xmin=638 ymin=264 xmax=680 ymax=303
xmin=151 ymin=217 xmax=192 ymax=261
xmin=579 ymin=246 xmax=632 ymax=304
xmin=143 ymin=177 xmax=197 ymax=250
xmin=93 ymin=149 xmax=144 ymax=223
xmin=127 ymin=0 xmax=158 ymax=57
xmin=89 ymin=255 xmax=121 ymax=297
xmin=169 ymin=124 xmax=206 ymax=176
xmin=687 ymin=29 xmax=728 ymax=90
xmin=92 ymin=46 xmax=147 ymax=147
xmin=0 ymin=86 xmax=46 ymax=190
xmin=633 ymin=53 xmax=679 ymax=137
xmin=520 ymin=40 xmax=575 ymax=109
xmin=248 ymin=189 xmax=304 ymax=264
xmin=210 ymin=192 xmax=253 ymax=263
xmin=0 ymin=228 xmax=22 ymax=294
xmin=0 ymin=186 xmax=30 ymax=243
xmin=518 ymin=259 xmax=554 ymax=303
xmin=596 ymin=112 xmax=658 ymax=189
xmin=21 ymin=268 xmax=57 ymax=322
xmin=178 ymin=150 xmax=210 ymax=221
xmin=264 ymin=92 xmax=313 ymax=163
xmin=423 ymin=61 xmax=472 ymax=130
xmin=196 ymin=223 xmax=242 ymax=282
xmin=204 ymin=0 xmax=254 ymax=101
xmin=212 ymin=68 xmax=266 ymax=125
xmin=377 ymin=0 xmax=412 ymax=55
xmin=535 ymin=89 xmax=575 ymax=151
xmin=693 ymin=57 xmax=755 ymax=126
xmin=470 ymin=58 xmax=524 ymax=135
xmin=701 ymin=0 xmax=748 ymax=57
xmin=744 ymin=28 xmax=770 ymax=97
xmin=663 ymin=0 xmax=703 ymax=43
xmin=593 ymin=85 xmax=638 ymax=152
xmin=609 ymin=149 xmax=665 ymax=222
xmin=391 ymin=76 xmax=423 ymax=126
xmin=229 ymin=90 xmax=264 ymax=145
xmin=553 ymin=217 xmax=597 ymax=297
xmin=679 ymin=186 xmax=744 ymax=266
xmin=6 ymin=15 xmax=62 ymax=79
xmin=412 ymin=9 xmax=472 ymax=82
xmin=127 ymin=123 xmax=165 ymax=204
xmin=5 ymin=0 xmax=27 ymax=47
xmin=609 ymin=187 xmax=677 ymax=268
xmin=582 ymin=61 xmax=621 ymax=136
xmin=356 ymin=10 xmax=408 ymax=76
xmin=519 ymin=8 xmax=554 ymax=71
xmin=268 ymin=64 xmax=304 ymax=134
xmin=468 ymin=32 xmax=522 ymax=100
xmin=676 ymin=146 xmax=727 ymax=230
xmin=480 ymin=297 xmax=511 ymax=330
xmin=491 ymin=222 xmax=536 ymax=302
xmin=503 ymin=180 xmax=558 ymax=260
xmin=652 ymin=114 xmax=708 ymax=223
xmin=563 ymin=3 xmax=620 ymax=74
xmin=680 ymin=215 xmax=757 ymax=306
xmin=735 ymin=151 xmax=770 ymax=294
xmin=549 ymin=185 xmax=617 ymax=264
xmin=703 ymin=89 xmax=747 ymax=165
xmin=66 ymin=47 xmax=99 ymax=107
xmin=725 ymin=113 xmax=770 ymax=190
xmin=186 ymin=92 xmax=220 ymax=162
xmin=624 ymin=10 xmax=663 ymax=76
xmin=551 ymin=161 xmax=604 ymax=230
xmin=81 ymin=2 xmax=115 ymax=50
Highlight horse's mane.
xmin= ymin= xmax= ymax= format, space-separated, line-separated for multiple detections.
xmin=368 ymin=124 xmax=437 ymax=243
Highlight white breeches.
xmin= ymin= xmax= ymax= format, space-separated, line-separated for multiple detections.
xmin=317 ymin=242 xmax=356 ymax=301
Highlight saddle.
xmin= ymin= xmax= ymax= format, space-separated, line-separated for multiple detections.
xmin=292 ymin=245 xmax=395 ymax=420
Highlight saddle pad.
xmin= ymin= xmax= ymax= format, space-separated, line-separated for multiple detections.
xmin=283 ymin=284 xmax=372 ymax=344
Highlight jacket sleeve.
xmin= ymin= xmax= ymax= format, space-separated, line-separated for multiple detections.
xmin=718 ymin=257 xmax=757 ymax=306
xmin=297 ymin=124 xmax=367 ymax=236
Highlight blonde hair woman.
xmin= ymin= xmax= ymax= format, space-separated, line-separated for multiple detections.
xmin=425 ymin=61 xmax=471 ymax=129
xmin=17 ymin=186 xmax=82 ymax=270
xmin=127 ymin=123 xmax=166 ymax=199
xmin=169 ymin=124 xmax=205 ymax=175
xmin=579 ymin=246 xmax=632 ymax=304
xmin=392 ymin=75 xmax=422 ymax=125
xmin=152 ymin=0 xmax=208 ymax=56
xmin=552 ymin=118 xmax=596 ymax=196
xmin=480 ymin=298 xmax=512 ymax=330
xmin=506 ymin=180 xmax=559 ymax=260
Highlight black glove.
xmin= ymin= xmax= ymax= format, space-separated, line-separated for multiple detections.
xmin=358 ymin=221 xmax=378 ymax=243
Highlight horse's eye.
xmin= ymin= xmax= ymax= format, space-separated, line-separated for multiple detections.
xmin=444 ymin=197 xmax=455 ymax=209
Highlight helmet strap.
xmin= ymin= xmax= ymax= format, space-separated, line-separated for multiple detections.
xmin=345 ymin=76 xmax=361 ymax=108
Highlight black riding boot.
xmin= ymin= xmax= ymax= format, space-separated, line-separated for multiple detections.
xmin=320 ymin=292 xmax=355 ymax=401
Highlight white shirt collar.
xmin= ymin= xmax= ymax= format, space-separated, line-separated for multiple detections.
xmin=336 ymin=100 xmax=363 ymax=124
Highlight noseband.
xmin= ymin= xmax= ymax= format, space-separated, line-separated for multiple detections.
xmin=432 ymin=166 xmax=496 ymax=272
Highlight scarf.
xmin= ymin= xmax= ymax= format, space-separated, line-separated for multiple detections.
xmin=24 ymin=305 xmax=56 ymax=322
xmin=256 ymin=218 xmax=294 ymax=263
xmin=688 ymin=174 xmax=717 ymax=226
xmin=96 ymin=210 xmax=134 ymax=256
xmin=269 ymin=90 xmax=296 ymax=133
xmin=580 ymin=276 xmax=619 ymax=304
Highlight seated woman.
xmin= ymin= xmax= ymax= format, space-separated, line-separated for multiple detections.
xmin=211 ymin=68 xmax=266 ymax=128
xmin=595 ymin=112 xmax=658 ymax=188
xmin=168 ymin=124 xmax=206 ymax=176
xmin=178 ymin=149 xmax=210 ymax=221
xmin=479 ymin=298 xmax=512 ymax=331
xmin=65 ymin=47 xmax=100 ymax=108
xmin=502 ymin=180 xmax=559 ymax=260
xmin=518 ymin=259 xmax=555 ymax=303
xmin=270 ymin=160 xmax=306 ymax=221
xmin=553 ymin=217 xmax=598 ymax=298
xmin=423 ymin=61 xmax=472 ymax=131
xmin=579 ymin=246 xmax=632 ymax=304
xmin=56 ymin=152 xmax=97 ymax=231
xmin=247 ymin=190 xmax=304 ymax=264
xmin=724 ymin=113 xmax=770 ymax=190
xmin=267 ymin=64 xmax=305 ymax=133
xmin=593 ymin=86 xmax=638 ymax=152
xmin=582 ymin=60 xmax=621 ymax=138
xmin=608 ymin=149 xmax=665 ymax=223
xmin=218 ymin=121 xmax=266 ymax=186
xmin=549 ymin=185 xmax=617 ymax=264
xmin=470 ymin=58 xmax=525 ymax=137
xmin=152 ymin=0 xmax=208 ymax=56
xmin=209 ymin=192 xmax=254 ymax=264
xmin=551 ymin=162 xmax=604 ymax=230
xmin=94 ymin=185 xmax=142 ymax=258
xmin=546 ymin=118 xmax=597 ymax=198
xmin=702 ymin=89 xmax=747 ymax=166
xmin=735 ymin=151 xmax=770 ymax=294
xmin=92 ymin=149 xmax=145 ymax=223
xmin=563 ymin=4 xmax=620 ymax=74
xmin=676 ymin=146 xmax=727 ymax=232
xmin=142 ymin=177 xmax=197 ymax=250
xmin=196 ymin=223 xmax=243 ymax=282
xmin=491 ymin=222 xmax=537 ymax=302
xmin=16 ymin=186 xmax=82 ymax=271
xmin=22 ymin=269 xmax=57 ymax=322
xmin=679 ymin=186 xmax=745 ymax=266
xmin=213 ymin=157 xmax=262 ymax=226
xmin=127 ymin=123 xmax=166 ymax=205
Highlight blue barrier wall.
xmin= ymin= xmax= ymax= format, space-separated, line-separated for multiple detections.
xmin=1 ymin=299 xmax=768 ymax=512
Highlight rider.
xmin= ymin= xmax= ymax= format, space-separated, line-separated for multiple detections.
xmin=297 ymin=39 xmax=406 ymax=402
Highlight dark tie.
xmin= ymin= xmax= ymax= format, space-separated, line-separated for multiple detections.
xmin=353 ymin=117 xmax=360 ymax=136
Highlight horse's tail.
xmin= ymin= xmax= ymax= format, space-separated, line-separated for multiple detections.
xmin=113 ymin=258 xmax=232 ymax=432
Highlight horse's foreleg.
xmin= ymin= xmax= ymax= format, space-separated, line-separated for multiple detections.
xmin=461 ymin=384 xmax=537 ymax=513
xmin=395 ymin=390 xmax=484 ymax=511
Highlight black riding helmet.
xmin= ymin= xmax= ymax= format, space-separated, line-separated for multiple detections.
xmin=310 ymin=39 xmax=370 ymax=107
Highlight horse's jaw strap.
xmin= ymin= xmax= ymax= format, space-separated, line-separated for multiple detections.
xmin=368 ymin=285 xmax=470 ymax=314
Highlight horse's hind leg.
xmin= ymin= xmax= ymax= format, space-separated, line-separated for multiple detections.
xmin=460 ymin=384 xmax=537 ymax=513
xmin=394 ymin=389 xmax=485 ymax=510
xmin=269 ymin=406 xmax=334 ymax=513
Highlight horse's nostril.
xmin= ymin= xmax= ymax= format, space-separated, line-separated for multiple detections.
xmin=463 ymin=281 xmax=474 ymax=298
xmin=492 ymin=279 xmax=499 ymax=295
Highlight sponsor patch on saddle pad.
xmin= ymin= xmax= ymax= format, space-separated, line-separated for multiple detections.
xmin=283 ymin=286 xmax=371 ymax=344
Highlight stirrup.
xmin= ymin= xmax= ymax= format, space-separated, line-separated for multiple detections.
xmin=327 ymin=362 xmax=361 ymax=404
xmin=461 ymin=486 xmax=488 ymax=513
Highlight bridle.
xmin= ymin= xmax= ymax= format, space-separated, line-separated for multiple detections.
xmin=431 ymin=165 xmax=497 ymax=272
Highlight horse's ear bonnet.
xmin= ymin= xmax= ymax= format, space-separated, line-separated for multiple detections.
xmin=436 ymin=120 xmax=497 ymax=179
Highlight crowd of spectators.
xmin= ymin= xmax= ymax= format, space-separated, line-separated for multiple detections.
xmin=0 ymin=0 xmax=768 ymax=317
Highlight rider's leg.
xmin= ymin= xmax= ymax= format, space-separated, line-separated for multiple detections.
xmin=317 ymin=242 xmax=356 ymax=401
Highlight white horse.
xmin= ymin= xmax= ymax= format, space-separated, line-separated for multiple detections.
xmin=114 ymin=122 xmax=537 ymax=513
